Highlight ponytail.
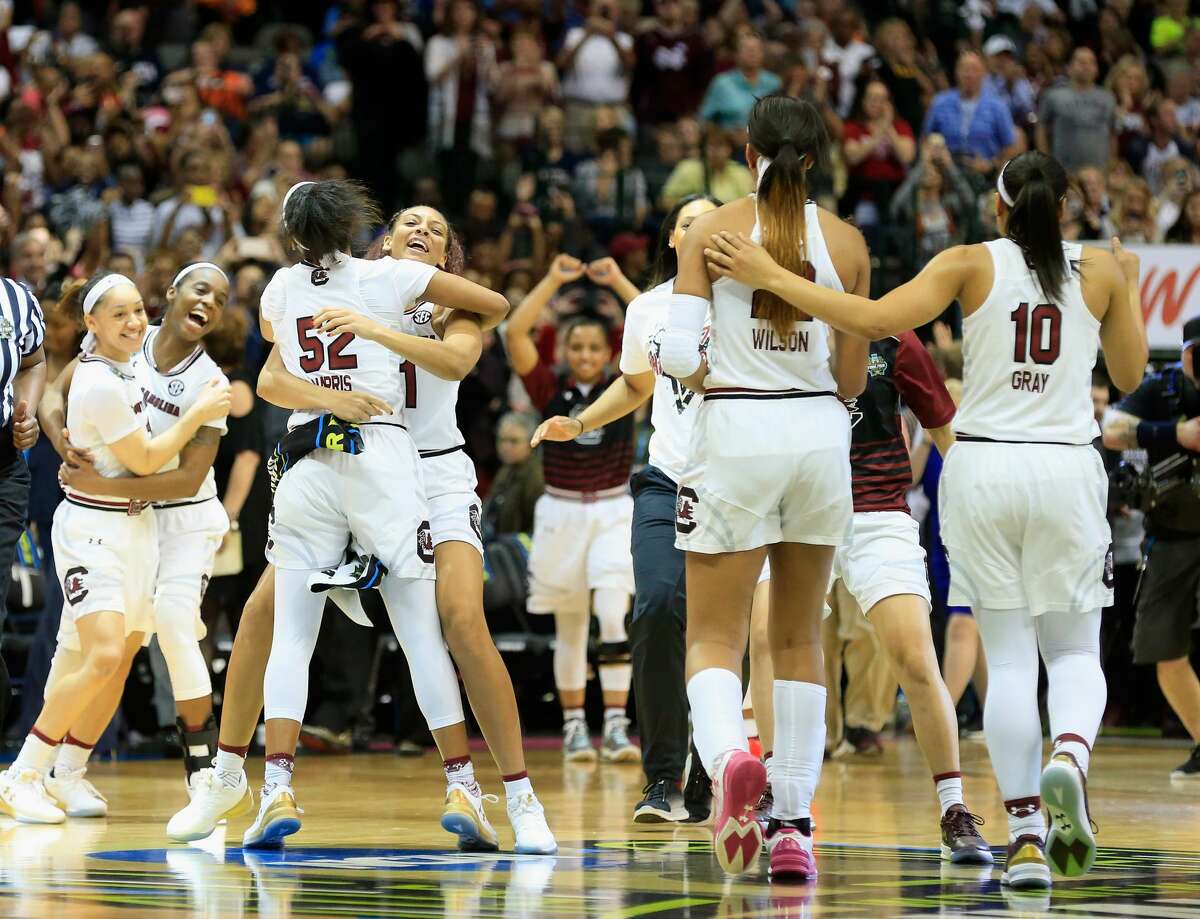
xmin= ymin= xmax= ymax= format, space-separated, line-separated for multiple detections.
xmin=754 ymin=143 xmax=811 ymax=337
xmin=58 ymin=277 xmax=89 ymax=322
xmin=747 ymin=94 xmax=830 ymax=338
xmin=999 ymin=151 xmax=1070 ymax=302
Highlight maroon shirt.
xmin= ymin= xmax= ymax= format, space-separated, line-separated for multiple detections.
xmin=848 ymin=332 xmax=955 ymax=513
xmin=522 ymin=361 xmax=634 ymax=492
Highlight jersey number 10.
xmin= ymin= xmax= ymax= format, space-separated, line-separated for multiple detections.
xmin=296 ymin=317 xmax=358 ymax=372
xmin=1009 ymin=302 xmax=1062 ymax=365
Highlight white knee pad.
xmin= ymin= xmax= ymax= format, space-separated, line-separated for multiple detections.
xmin=263 ymin=567 xmax=326 ymax=723
xmin=593 ymin=589 xmax=631 ymax=694
xmin=553 ymin=609 xmax=590 ymax=692
xmin=380 ymin=577 xmax=464 ymax=731
xmin=154 ymin=595 xmax=212 ymax=702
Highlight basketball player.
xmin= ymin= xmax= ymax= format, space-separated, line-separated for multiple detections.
xmin=506 ymin=258 xmax=639 ymax=765
xmin=705 ymin=150 xmax=1147 ymax=889
xmin=533 ymin=195 xmax=721 ymax=820
xmin=658 ymin=94 xmax=870 ymax=880
xmin=255 ymin=204 xmax=556 ymax=853
xmin=221 ymin=180 xmax=509 ymax=850
xmin=0 ymin=273 xmax=229 ymax=823
xmin=46 ymin=262 xmax=233 ymax=816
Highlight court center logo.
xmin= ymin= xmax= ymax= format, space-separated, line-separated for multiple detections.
xmin=63 ymin=566 xmax=89 ymax=606
xmin=675 ymin=487 xmax=699 ymax=534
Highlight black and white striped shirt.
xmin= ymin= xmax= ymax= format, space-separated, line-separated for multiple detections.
xmin=0 ymin=277 xmax=45 ymax=429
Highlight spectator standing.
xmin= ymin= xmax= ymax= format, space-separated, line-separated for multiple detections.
xmin=632 ymin=0 xmax=712 ymax=128
xmin=889 ymin=134 xmax=977 ymax=270
xmin=557 ymin=0 xmax=636 ymax=154
xmin=922 ymin=51 xmax=1019 ymax=180
xmin=823 ymin=8 xmax=875 ymax=119
xmin=983 ymin=35 xmax=1036 ymax=136
xmin=1166 ymin=187 xmax=1200 ymax=242
xmin=1154 ymin=156 xmax=1198 ymax=238
xmin=1037 ymin=47 xmax=1116 ymax=173
xmin=842 ymin=79 xmax=915 ymax=231
xmin=1140 ymin=99 xmax=1198 ymax=195
xmin=333 ymin=0 xmax=428 ymax=215
xmin=426 ymin=0 xmax=498 ymax=217
xmin=660 ymin=125 xmax=753 ymax=208
xmin=573 ymin=129 xmax=648 ymax=241
xmin=152 ymin=149 xmax=241 ymax=260
xmin=871 ymin=18 xmax=935 ymax=132
xmin=698 ymin=31 xmax=782 ymax=134
xmin=1074 ymin=165 xmax=1118 ymax=240
xmin=97 ymin=163 xmax=156 ymax=271
xmin=494 ymin=30 xmax=560 ymax=155
xmin=483 ymin=412 xmax=544 ymax=538
xmin=1108 ymin=54 xmax=1152 ymax=164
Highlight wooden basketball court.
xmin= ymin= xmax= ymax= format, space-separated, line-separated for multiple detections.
xmin=2 ymin=737 xmax=1198 ymax=917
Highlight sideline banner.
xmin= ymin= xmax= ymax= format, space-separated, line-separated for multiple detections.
xmin=1104 ymin=243 xmax=1198 ymax=351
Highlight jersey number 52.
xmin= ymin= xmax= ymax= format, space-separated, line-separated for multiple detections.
xmin=296 ymin=317 xmax=359 ymax=372
xmin=1009 ymin=302 xmax=1062 ymax=365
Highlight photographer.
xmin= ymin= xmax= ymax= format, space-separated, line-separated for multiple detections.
xmin=1103 ymin=317 xmax=1200 ymax=777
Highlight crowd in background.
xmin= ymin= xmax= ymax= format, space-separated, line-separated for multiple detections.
xmin=0 ymin=0 xmax=1197 ymax=754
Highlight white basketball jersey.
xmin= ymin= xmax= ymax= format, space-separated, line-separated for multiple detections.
xmin=401 ymin=303 xmax=466 ymax=454
xmin=137 ymin=326 xmax=228 ymax=501
xmin=620 ymin=279 xmax=701 ymax=484
xmin=954 ymin=238 xmax=1100 ymax=445
xmin=260 ymin=256 xmax=437 ymax=430
xmin=66 ymin=354 xmax=153 ymax=492
xmin=705 ymin=201 xmax=840 ymax=394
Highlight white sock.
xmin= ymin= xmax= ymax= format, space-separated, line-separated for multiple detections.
xmin=771 ymin=680 xmax=826 ymax=821
xmin=445 ymin=757 xmax=482 ymax=796
xmin=744 ymin=715 xmax=758 ymax=741
xmin=215 ymin=748 xmax=246 ymax=787
xmin=14 ymin=732 xmax=59 ymax=774
xmin=934 ymin=773 xmax=964 ymax=817
xmin=1052 ymin=735 xmax=1091 ymax=775
xmin=686 ymin=668 xmax=747 ymax=776
xmin=604 ymin=706 xmax=626 ymax=722
xmin=563 ymin=707 xmax=585 ymax=724
xmin=54 ymin=738 xmax=93 ymax=774
xmin=263 ymin=754 xmax=294 ymax=790
xmin=503 ymin=774 xmax=534 ymax=800
xmin=1005 ymin=796 xmax=1046 ymax=843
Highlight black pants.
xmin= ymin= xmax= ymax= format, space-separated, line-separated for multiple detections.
xmin=0 ymin=446 xmax=31 ymax=724
xmin=629 ymin=466 xmax=689 ymax=784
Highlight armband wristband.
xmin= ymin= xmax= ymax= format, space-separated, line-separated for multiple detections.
xmin=1136 ymin=420 xmax=1179 ymax=450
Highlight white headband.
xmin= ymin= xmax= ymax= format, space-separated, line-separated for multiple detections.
xmin=172 ymin=261 xmax=228 ymax=289
xmin=82 ymin=274 xmax=138 ymax=315
xmin=996 ymin=160 xmax=1015 ymax=207
xmin=281 ymin=181 xmax=315 ymax=221
xmin=755 ymin=156 xmax=773 ymax=194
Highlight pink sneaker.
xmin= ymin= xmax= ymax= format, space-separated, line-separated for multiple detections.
xmin=767 ymin=822 xmax=818 ymax=881
xmin=710 ymin=750 xmax=767 ymax=875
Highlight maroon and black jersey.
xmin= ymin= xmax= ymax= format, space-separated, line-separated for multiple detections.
xmin=522 ymin=361 xmax=634 ymax=492
xmin=848 ymin=332 xmax=955 ymax=514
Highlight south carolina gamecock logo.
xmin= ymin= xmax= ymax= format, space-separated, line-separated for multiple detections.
xmin=310 ymin=268 xmax=329 ymax=287
xmin=63 ymin=567 xmax=89 ymax=606
xmin=417 ymin=521 xmax=435 ymax=563
xmin=469 ymin=505 xmax=482 ymax=542
xmin=675 ymin=487 xmax=699 ymax=535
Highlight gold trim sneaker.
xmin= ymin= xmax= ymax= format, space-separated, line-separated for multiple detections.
xmin=1001 ymin=834 xmax=1052 ymax=890
xmin=45 ymin=767 xmax=107 ymax=817
xmin=441 ymin=783 xmax=499 ymax=852
xmin=0 ymin=768 xmax=65 ymax=824
xmin=243 ymin=785 xmax=303 ymax=849
xmin=168 ymin=767 xmax=252 ymax=842
xmin=1041 ymin=753 xmax=1097 ymax=877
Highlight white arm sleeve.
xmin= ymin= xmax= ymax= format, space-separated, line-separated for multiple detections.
xmin=618 ymin=296 xmax=650 ymax=376
xmin=260 ymin=272 xmax=287 ymax=323
xmin=657 ymin=293 xmax=709 ymax=379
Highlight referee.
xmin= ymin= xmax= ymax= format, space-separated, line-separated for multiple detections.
xmin=0 ymin=276 xmax=46 ymax=723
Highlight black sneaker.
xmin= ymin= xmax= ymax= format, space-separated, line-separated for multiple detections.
xmin=939 ymin=804 xmax=994 ymax=865
xmin=682 ymin=742 xmax=712 ymax=823
xmin=1171 ymin=745 xmax=1200 ymax=779
xmin=633 ymin=779 xmax=686 ymax=823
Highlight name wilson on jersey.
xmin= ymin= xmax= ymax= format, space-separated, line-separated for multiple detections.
xmin=751 ymin=326 xmax=810 ymax=353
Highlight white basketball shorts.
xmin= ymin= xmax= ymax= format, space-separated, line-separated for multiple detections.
xmin=420 ymin=447 xmax=483 ymax=557
xmin=154 ymin=497 xmax=229 ymax=640
xmin=527 ymin=491 xmax=635 ymax=614
xmin=834 ymin=511 xmax=931 ymax=615
xmin=675 ymin=396 xmax=853 ymax=553
xmin=53 ymin=500 xmax=158 ymax=651
xmin=940 ymin=441 xmax=1113 ymax=615
xmin=268 ymin=423 xmax=436 ymax=580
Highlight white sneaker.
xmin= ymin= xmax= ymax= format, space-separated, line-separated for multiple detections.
xmin=0 ymin=768 xmax=66 ymax=824
xmin=441 ymin=782 xmax=499 ymax=851
xmin=243 ymin=784 xmax=303 ymax=849
xmin=45 ymin=767 xmax=107 ymax=817
xmin=507 ymin=792 xmax=558 ymax=854
xmin=167 ymin=767 xmax=252 ymax=842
